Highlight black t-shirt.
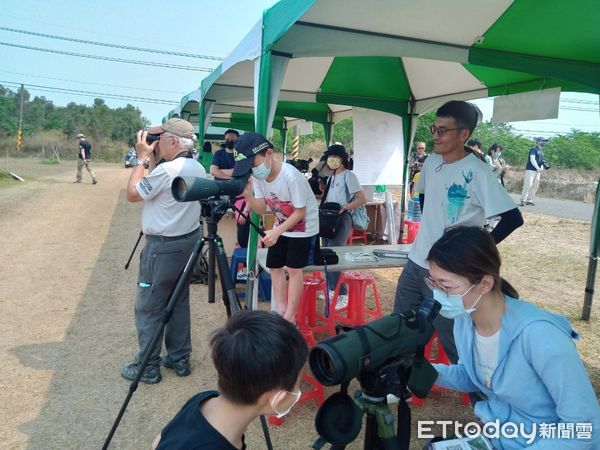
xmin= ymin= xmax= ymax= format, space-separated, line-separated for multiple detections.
xmin=211 ymin=149 xmax=235 ymax=179
xmin=79 ymin=140 xmax=91 ymax=159
xmin=156 ymin=391 xmax=246 ymax=450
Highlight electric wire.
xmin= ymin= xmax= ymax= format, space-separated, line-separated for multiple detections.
xmin=0 ymin=26 xmax=224 ymax=61
xmin=0 ymin=41 xmax=214 ymax=72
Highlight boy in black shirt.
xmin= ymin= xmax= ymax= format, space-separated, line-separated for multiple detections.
xmin=153 ymin=310 xmax=309 ymax=449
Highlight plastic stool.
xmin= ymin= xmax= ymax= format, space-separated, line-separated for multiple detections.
xmin=346 ymin=229 xmax=369 ymax=245
xmin=229 ymin=248 xmax=270 ymax=301
xmin=412 ymin=332 xmax=470 ymax=406
xmin=332 ymin=271 xmax=382 ymax=326
xmin=268 ymin=370 xmax=324 ymax=426
xmin=399 ymin=220 xmax=420 ymax=244
xmin=296 ymin=274 xmax=335 ymax=347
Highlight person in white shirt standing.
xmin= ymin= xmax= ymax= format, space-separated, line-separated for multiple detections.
xmin=121 ymin=118 xmax=207 ymax=384
xmin=234 ymin=132 xmax=319 ymax=323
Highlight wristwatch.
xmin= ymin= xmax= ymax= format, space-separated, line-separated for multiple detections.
xmin=131 ymin=158 xmax=144 ymax=167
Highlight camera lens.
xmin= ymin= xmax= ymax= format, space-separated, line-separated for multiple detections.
xmin=309 ymin=344 xmax=345 ymax=386
xmin=172 ymin=177 xmax=188 ymax=201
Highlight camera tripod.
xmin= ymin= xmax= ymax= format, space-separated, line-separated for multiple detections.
xmin=104 ymin=197 xmax=270 ymax=449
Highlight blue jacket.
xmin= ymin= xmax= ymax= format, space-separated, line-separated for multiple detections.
xmin=434 ymin=297 xmax=600 ymax=449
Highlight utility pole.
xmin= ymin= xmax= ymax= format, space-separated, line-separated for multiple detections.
xmin=16 ymin=84 xmax=24 ymax=151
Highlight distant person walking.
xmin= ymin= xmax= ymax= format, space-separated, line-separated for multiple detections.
xmin=74 ymin=133 xmax=97 ymax=184
xmin=520 ymin=137 xmax=547 ymax=206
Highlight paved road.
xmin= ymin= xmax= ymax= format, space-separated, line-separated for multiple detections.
xmin=509 ymin=194 xmax=595 ymax=222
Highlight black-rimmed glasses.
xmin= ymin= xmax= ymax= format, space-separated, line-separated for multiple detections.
xmin=429 ymin=125 xmax=465 ymax=137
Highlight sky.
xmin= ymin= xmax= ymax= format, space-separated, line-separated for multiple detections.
xmin=1 ymin=0 xmax=598 ymax=138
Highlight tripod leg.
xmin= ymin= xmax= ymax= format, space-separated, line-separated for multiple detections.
xmin=103 ymin=238 xmax=204 ymax=449
xmin=208 ymin=238 xmax=216 ymax=303
xmin=215 ymin=237 xmax=241 ymax=316
xmin=124 ymin=231 xmax=144 ymax=270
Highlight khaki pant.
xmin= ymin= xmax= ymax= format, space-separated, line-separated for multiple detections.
xmin=76 ymin=159 xmax=96 ymax=183
xmin=520 ymin=170 xmax=540 ymax=203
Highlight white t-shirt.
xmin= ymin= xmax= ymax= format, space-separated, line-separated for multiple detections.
xmin=473 ymin=328 xmax=500 ymax=389
xmin=325 ymin=170 xmax=362 ymax=206
xmin=136 ymin=157 xmax=206 ymax=236
xmin=411 ymin=152 xmax=516 ymax=268
xmin=253 ymin=163 xmax=318 ymax=238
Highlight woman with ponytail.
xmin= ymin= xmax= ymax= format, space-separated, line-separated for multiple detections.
xmin=426 ymin=226 xmax=599 ymax=449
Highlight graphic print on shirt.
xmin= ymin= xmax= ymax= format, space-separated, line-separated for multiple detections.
xmin=265 ymin=193 xmax=306 ymax=232
xmin=446 ymin=169 xmax=474 ymax=224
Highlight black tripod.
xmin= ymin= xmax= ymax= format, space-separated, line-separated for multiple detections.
xmin=104 ymin=197 xmax=270 ymax=449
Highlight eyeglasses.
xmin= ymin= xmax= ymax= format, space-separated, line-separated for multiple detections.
xmin=429 ymin=125 xmax=465 ymax=137
xmin=424 ymin=276 xmax=463 ymax=295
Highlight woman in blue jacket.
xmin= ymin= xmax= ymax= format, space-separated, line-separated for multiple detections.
xmin=427 ymin=226 xmax=599 ymax=449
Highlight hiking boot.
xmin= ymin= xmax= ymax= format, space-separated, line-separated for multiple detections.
xmin=92 ymin=180 xmax=98 ymax=185
xmin=163 ymin=357 xmax=191 ymax=377
xmin=120 ymin=361 xmax=162 ymax=384
xmin=525 ymin=201 xmax=535 ymax=206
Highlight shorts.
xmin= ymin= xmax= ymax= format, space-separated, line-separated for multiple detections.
xmin=266 ymin=235 xmax=317 ymax=269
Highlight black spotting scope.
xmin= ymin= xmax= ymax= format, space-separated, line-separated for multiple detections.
xmin=172 ymin=173 xmax=250 ymax=202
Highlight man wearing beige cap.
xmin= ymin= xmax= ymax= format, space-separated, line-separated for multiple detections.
xmin=121 ymin=118 xmax=206 ymax=384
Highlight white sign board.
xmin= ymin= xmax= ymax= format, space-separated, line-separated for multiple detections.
xmin=352 ymin=107 xmax=404 ymax=186
xmin=492 ymin=87 xmax=560 ymax=123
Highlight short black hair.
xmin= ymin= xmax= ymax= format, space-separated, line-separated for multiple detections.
xmin=210 ymin=310 xmax=308 ymax=405
xmin=202 ymin=141 xmax=212 ymax=152
xmin=437 ymin=101 xmax=479 ymax=138
xmin=467 ymin=138 xmax=482 ymax=149
xmin=224 ymin=129 xmax=240 ymax=138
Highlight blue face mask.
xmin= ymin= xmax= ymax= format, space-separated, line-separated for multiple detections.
xmin=432 ymin=284 xmax=482 ymax=319
xmin=252 ymin=155 xmax=272 ymax=180
xmin=493 ymin=151 xmax=501 ymax=158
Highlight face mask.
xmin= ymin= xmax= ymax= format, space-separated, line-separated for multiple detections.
xmin=252 ymin=154 xmax=272 ymax=180
xmin=225 ymin=140 xmax=236 ymax=149
xmin=327 ymin=156 xmax=342 ymax=170
xmin=270 ymin=390 xmax=301 ymax=418
xmin=493 ymin=151 xmax=501 ymax=158
xmin=432 ymin=284 xmax=482 ymax=319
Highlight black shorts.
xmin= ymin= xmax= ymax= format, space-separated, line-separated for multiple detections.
xmin=266 ymin=235 xmax=317 ymax=269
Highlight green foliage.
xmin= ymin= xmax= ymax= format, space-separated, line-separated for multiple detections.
xmin=40 ymin=159 xmax=60 ymax=165
xmin=0 ymin=84 xmax=150 ymax=160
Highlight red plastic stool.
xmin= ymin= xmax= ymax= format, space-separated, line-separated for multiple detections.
xmin=346 ymin=229 xmax=369 ymax=245
xmin=295 ymin=274 xmax=335 ymax=347
xmin=268 ymin=370 xmax=324 ymax=426
xmin=332 ymin=271 xmax=382 ymax=326
xmin=399 ymin=220 xmax=420 ymax=244
xmin=412 ymin=331 xmax=470 ymax=406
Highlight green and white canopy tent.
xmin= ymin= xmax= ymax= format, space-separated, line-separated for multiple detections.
xmin=177 ymin=0 xmax=599 ymax=315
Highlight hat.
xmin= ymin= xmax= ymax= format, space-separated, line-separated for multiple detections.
xmin=76 ymin=133 xmax=85 ymax=138
xmin=232 ymin=132 xmax=273 ymax=177
xmin=314 ymin=392 xmax=362 ymax=446
xmin=536 ymin=136 xmax=548 ymax=142
xmin=324 ymin=144 xmax=348 ymax=160
xmin=148 ymin=118 xmax=195 ymax=139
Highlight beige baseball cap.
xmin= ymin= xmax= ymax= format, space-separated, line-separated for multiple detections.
xmin=148 ymin=118 xmax=195 ymax=139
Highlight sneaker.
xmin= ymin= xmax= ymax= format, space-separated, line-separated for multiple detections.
xmin=163 ymin=357 xmax=191 ymax=377
xmin=317 ymin=291 xmax=325 ymax=301
xmin=519 ymin=201 xmax=526 ymax=206
xmin=120 ymin=361 xmax=162 ymax=384
xmin=335 ymin=294 xmax=349 ymax=310
xmin=236 ymin=268 xmax=248 ymax=280
xmin=92 ymin=180 xmax=98 ymax=185
xmin=73 ymin=180 xmax=81 ymax=184
xmin=525 ymin=201 xmax=535 ymax=206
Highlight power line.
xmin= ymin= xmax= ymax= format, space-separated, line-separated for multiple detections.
xmin=0 ymin=41 xmax=213 ymax=72
xmin=0 ymin=26 xmax=225 ymax=61
xmin=1 ymin=81 xmax=178 ymax=106
xmin=0 ymin=69 xmax=187 ymax=95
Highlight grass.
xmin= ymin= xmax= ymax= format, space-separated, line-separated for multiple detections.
xmin=40 ymin=159 xmax=60 ymax=165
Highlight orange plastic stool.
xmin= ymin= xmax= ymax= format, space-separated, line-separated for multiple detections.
xmin=295 ymin=273 xmax=335 ymax=347
xmin=399 ymin=220 xmax=420 ymax=244
xmin=412 ymin=332 xmax=470 ymax=406
xmin=332 ymin=271 xmax=382 ymax=326
xmin=268 ymin=371 xmax=324 ymax=426
xmin=346 ymin=229 xmax=369 ymax=245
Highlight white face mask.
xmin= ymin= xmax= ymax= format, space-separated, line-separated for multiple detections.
xmin=432 ymin=284 xmax=482 ymax=319
xmin=252 ymin=154 xmax=272 ymax=180
xmin=326 ymin=156 xmax=342 ymax=170
xmin=270 ymin=389 xmax=301 ymax=418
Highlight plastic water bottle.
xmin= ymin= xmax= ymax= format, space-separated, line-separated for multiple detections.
xmin=407 ymin=196 xmax=421 ymax=222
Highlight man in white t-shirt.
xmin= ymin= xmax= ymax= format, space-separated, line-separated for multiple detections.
xmin=121 ymin=118 xmax=207 ymax=384
xmin=233 ymin=132 xmax=319 ymax=322
xmin=394 ymin=101 xmax=523 ymax=363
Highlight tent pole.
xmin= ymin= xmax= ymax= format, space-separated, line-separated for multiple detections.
xmin=582 ymin=180 xmax=600 ymax=320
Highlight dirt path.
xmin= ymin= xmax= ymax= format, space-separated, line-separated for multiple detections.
xmin=1 ymin=158 xmax=598 ymax=449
